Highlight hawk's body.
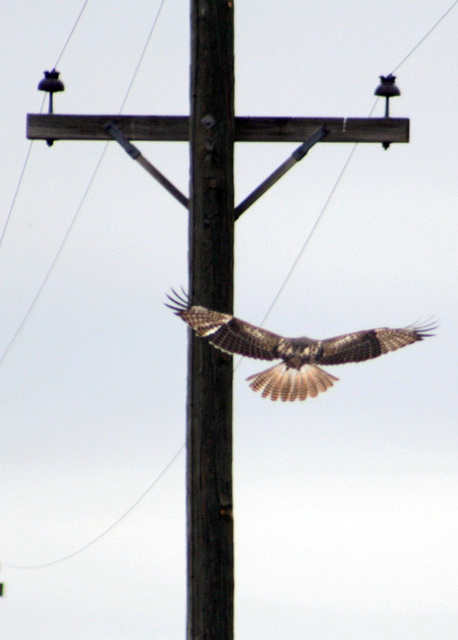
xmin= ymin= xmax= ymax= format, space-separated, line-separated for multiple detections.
xmin=166 ymin=290 xmax=435 ymax=402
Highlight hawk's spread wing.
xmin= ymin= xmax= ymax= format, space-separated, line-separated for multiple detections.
xmin=165 ymin=290 xmax=281 ymax=360
xmin=319 ymin=324 xmax=436 ymax=365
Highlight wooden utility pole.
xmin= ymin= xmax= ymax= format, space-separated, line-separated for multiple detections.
xmin=187 ymin=1 xmax=234 ymax=638
xmin=27 ymin=3 xmax=409 ymax=639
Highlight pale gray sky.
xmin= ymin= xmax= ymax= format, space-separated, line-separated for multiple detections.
xmin=1 ymin=1 xmax=457 ymax=639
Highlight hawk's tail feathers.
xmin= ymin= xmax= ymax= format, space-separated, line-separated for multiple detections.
xmin=247 ymin=363 xmax=338 ymax=402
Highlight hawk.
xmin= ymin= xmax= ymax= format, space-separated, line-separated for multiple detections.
xmin=166 ymin=290 xmax=435 ymax=402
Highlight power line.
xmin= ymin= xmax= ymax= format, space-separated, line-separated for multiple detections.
xmin=0 ymin=144 xmax=108 ymax=366
xmin=2 ymin=444 xmax=184 ymax=570
xmin=391 ymin=0 xmax=458 ymax=74
xmin=251 ymin=96 xmax=378 ymax=331
xmin=0 ymin=95 xmax=46 ymax=251
xmin=256 ymin=146 xmax=359 ymax=328
xmin=118 ymin=0 xmax=168 ymax=113
xmin=54 ymin=0 xmax=91 ymax=68
xmin=0 ymin=141 xmax=33 ymax=248
xmin=0 ymin=144 xmax=33 ymax=250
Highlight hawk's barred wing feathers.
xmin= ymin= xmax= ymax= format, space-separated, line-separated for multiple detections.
xmin=318 ymin=323 xmax=436 ymax=365
xmin=166 ymin=289 xmax=281 ymax=361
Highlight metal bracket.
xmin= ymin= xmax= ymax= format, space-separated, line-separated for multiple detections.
xmin=234 ymin=125 xmax=328 ymax=219
xmin=104 ymin=122 xmax=189 ymax=209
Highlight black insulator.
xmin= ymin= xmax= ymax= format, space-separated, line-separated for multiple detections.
xmin=38 ymin=69 xmax=65 ymax=94
xmin=374 ymin=74 xmax=401 ymax=98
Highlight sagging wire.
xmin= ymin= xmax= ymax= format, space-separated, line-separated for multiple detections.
xmin=2 ymin=444 xmax=184 ymax=570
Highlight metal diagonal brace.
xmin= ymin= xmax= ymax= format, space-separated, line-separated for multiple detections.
xmin=104 ymin=122 xmax=189 ymax=209
xmin=234 ymin=125 xmax=328 ymax=220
